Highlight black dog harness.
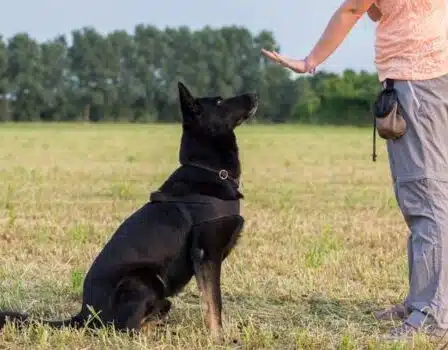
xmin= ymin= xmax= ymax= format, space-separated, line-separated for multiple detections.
xmin=149 ymin=191 xmax=240 ymax=226
xmin=149 ymin=163 xmax=242 ymax=265
xmin=149 ymin=162 xmax=241 ymax=226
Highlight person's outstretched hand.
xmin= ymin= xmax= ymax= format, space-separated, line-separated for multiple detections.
xmin=261 ymin=49 xmax=316 ymax=74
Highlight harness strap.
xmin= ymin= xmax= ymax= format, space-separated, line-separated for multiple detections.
xmin=149 ymin=191 xmax=240 ymax=225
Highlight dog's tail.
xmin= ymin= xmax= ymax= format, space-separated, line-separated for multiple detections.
xmin=0 ymin=311 xmax=85 ymax=330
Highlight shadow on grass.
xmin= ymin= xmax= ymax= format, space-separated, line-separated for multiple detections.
xmin=176 ymin=291 xmax=433 ymax=349
xmin=179 ymin=290 xmax=388 ymax=332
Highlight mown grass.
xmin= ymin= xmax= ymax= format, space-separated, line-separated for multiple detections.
xmin=0 ymin=123 xmax=441 ymax=349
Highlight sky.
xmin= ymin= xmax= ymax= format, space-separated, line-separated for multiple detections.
xmin=2 ymin=0 xmax=377 ymax=74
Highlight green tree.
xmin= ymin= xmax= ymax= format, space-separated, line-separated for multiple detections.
xmin=7 ymin=33 xmax=43 ymax=121
xmin=0 ymin=35 xmax=10 ymax=121
xmin=133 ymin=24 xmax=166 ymax=121
xmin=0 ymin=25 xmax=380 ymax=125
xmin=40 ymin=35 xmax=75 ymax=121
xmin=106 ymin=30 xmax=135 ymax=121
xmin=292 ymin=77 xmax=321 ymax=123
xmin=69 ymin=27 xmax=113 ymax=121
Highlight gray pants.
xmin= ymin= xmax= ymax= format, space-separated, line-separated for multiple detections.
xmin=387 ymin=73 xmax=448 ymax=328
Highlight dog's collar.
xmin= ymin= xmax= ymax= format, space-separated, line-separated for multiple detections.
xmin=185 ymin=162 xmax=240 ymax=187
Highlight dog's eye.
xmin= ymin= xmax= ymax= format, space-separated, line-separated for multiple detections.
xmin=216 ymin=99 xmax=222 ymax=106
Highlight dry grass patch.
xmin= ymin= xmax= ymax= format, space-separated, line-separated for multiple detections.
xmin=0 ymin=123 xmax=440 ymax=349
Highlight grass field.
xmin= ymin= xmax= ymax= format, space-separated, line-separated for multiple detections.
xmin=0 ymin=123 xmax=440 ymax=349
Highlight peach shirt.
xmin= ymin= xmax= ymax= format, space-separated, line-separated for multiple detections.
xmin=374 ymin=0 xmax=448 ymax=82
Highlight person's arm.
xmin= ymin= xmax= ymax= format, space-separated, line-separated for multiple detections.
xmin=306 ymin=0 xmax=376 ymax=70
xmin=367 ymin=3 xmax=382 ymax=22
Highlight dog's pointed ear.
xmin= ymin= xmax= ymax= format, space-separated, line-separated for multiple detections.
xmin=178 ymin=82 xmax=200 ymax=121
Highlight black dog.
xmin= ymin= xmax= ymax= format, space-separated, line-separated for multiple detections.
xmin=0 ymin=82 xmax=258 ymax=342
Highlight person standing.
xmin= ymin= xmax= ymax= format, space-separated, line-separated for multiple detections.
xmin=262 ymin=0 xmax=448 ymax=341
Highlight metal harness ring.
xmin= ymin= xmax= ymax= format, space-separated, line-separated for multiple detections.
xmin=218 ymin=169 xmax=229 ymax=180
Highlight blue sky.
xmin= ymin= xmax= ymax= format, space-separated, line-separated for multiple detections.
xmin=2 ymin=0 xmax=377 ymax=73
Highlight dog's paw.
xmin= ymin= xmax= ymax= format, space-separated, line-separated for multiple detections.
xmin=210 ymin=327 xmax=225 ymax=345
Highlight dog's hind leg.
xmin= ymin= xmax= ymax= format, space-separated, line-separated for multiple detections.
xmin=112 ymin=271 xmax=172 ymax=333
xmin=112 ymin=277 xmax=158 ymax=332
xmin=115 ymin=296 xmax=173 ymax=332
xmin=140 ymin=298 xmax=172 ymax=328
xmin=151 ymin=298 xmax=172 ymax=321
xmin=114 ymin=300 xmax=148 ymax=332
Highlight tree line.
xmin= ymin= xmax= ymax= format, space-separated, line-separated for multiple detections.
xmin=0 ymin=25 xmax=381 ymax=125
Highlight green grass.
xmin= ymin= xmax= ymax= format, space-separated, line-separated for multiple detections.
xmin=0 ymin=123 xmax=440 ymax=349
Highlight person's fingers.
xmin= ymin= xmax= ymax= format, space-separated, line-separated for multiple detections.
xmin=271 ymin=52 xmax=285 ymax=61
xmin=261 ymin=49 xmax=308 ymax=73
xmin=262 ymin=49 xmax=287 ymax=63
xmin=261 ymin=49 xmax=280 ymax=62
xmin=264 ymin=52 xmax=277 ymax=61
xmin=269 ymin=52 xmax=289 ymax=66
xmin=261 ymin=48 xmax=276 ymax=57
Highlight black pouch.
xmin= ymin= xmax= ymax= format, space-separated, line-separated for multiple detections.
xmin=372 ymin=78 xmax=407 ymax=161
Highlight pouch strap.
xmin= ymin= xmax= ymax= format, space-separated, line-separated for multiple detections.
xmin=385 ymin=78 xmax=394 ymax=92
xmin=372 ymin=115 xmax=377 ymax=162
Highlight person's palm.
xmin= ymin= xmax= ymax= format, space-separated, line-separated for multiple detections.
xmin=261 ymin=49 xmax=313 ymax=74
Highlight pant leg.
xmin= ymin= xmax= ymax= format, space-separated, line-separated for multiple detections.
xmin=406 ymin=231 xmax=413 ymax=308
xmin=396 ymin=179 xmax=448 ymax=327
xmin=390 ymin=179 xmax=413 ymax=311
xmin=386 ymin=73 xmax=448 ymax=328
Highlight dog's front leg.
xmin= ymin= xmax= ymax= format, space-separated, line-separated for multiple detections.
xmin=194 ymin=257 xmax=224 ymax=343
